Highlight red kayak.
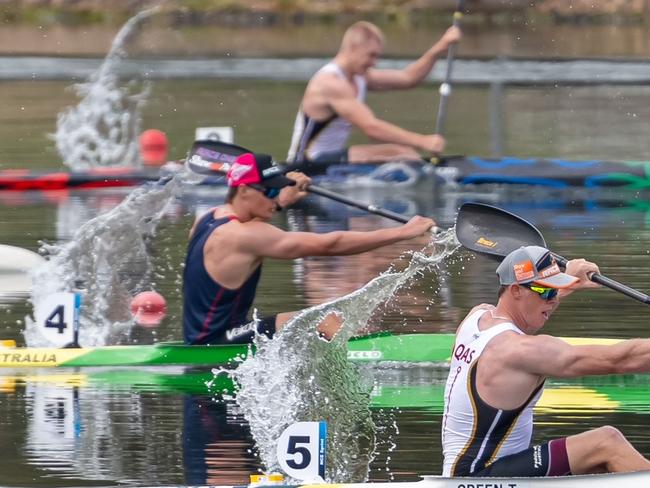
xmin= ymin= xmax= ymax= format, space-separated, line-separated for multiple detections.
xmin=0 ymin=167 xmax=162 ymax=191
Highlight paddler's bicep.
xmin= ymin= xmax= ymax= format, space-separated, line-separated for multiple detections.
xmin=366 ymin=68 xmax=412 ymax=90
xmin=330 ymin=95 xmax=376 ymax=128
xmin=325 ymin=80 xmax=375 ymax=127
xmin=236 ymin=223 xmax=329 ymax=259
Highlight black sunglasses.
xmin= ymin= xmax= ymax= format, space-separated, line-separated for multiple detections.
xmin=249 ymin=184 xmax=280 ymax=199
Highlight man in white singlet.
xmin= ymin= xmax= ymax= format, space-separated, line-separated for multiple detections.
xmin=287 ymin=21 xmax=461 ymax=164
xmin=442 ymin=245 xmax=650 ymax=477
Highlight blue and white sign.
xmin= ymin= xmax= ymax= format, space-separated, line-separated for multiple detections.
xmin=34 ymin=292 xmax=81 ymax=347
xmin=276 ymin=421 xmax=326 ymax=481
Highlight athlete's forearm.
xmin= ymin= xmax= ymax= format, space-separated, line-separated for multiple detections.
xmin=542 ymin=339 xmax=650 ymax=377
xmin=359 ymin=118 xmax=426 ymax=148
xmin=400 ymin=37 xmax=455 ymax=86
xmin=612 ymin=339 xmax=650 ymax=374
xmin=318 ymin=227 xmax=412 ymax=256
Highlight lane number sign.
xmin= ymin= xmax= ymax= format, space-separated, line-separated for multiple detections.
xmin=34 ymin=292 xmax=81 ymax=347
xmin=276 ymin=421 xmax=326 ymax=481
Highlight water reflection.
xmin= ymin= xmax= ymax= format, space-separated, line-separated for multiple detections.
xmin=13 ymin=373 xmax=187 ymax=484
xmin=0 ymin=184 xmax=646 ymax=234
xmin=0 ymin=368 xmax=257 ymax=485
xmin=3 ymin=366 xmax=650 ymax=485
xmin=183 ymin=395 xmax=258 ymax=486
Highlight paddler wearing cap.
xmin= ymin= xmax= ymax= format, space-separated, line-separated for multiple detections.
xmin=182 ymin=152 xmax=434 ymax=346
xmin=442 ymin=245 xmax=650 ymax=477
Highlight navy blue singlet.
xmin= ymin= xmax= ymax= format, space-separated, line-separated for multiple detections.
xmin=182 ymin=212 xmax=262 ymax=345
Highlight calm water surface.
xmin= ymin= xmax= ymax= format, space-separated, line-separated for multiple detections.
xmin=0 ymin=78 xmax=649 ymax=486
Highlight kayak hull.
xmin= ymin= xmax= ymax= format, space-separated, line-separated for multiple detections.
xmin=0 ymin=333 xmax=620 ymax=369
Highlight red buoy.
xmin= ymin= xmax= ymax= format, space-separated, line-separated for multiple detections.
xmin=130 ymin=291 xmax=167 ymax=327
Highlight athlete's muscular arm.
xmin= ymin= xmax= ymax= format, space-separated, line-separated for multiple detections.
xmin=503 ymin=333 xmax=650 ymax=378
xmin=326 ymin=80 xmax=441 ymax=152
xmin=237 ymin=217 xmax=434 ymax=259
xmin=366 ymin=26 xmax=461 ymax=90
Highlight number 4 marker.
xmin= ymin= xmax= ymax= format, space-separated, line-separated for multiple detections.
xmin=35 ymin=292 xmax=81 ymax=347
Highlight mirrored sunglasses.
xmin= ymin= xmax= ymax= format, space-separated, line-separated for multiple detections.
xmin=523 ymin=284 xmax=558 ymax=301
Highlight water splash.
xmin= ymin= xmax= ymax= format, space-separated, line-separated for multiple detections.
xmin=24 ymin=174 xmax=182 ymax=347
xmin=54 ymin=7 xmax=160 ymax=170
xmin=230 ymin=229 xmax=459 ymax=482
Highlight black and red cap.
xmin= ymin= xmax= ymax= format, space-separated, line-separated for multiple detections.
xmin=226 ymin=153 xmax=295 ymax=189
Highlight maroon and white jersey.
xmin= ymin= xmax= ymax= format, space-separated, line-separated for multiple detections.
xmin=441 ymin=309 xmax=545 ymax=476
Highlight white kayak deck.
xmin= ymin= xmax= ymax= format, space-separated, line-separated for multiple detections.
xmin=238 ymin=471 xmax=650 ymax=488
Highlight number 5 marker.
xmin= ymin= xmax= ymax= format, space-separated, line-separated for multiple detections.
xmin=276 ymin=421 xmax=326 ymax=481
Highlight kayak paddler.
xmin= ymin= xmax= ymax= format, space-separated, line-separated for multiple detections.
xmin=287 ymin=21 xmax=461 ymax=164
xmin=182 ymin=152 xmax=435 ymax=345
xmin=442 ymin=245 xmax=650 ymax=477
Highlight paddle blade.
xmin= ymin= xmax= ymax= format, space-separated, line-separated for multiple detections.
xmin=455 ymin=202 xmax=546 ymax=260
xmin=185 ymin=139 xmax=252 ymax=175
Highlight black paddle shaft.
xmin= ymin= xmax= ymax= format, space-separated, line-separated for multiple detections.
xmin=434 ymin=0 xmax=466 ymax=135
xmin=550 ymin=254 xmax=650 ymax=304
xmin=306 ymin=185 xmax=410 ymax=224
xmin=455 ymin=202 xmax=650 ymax=305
